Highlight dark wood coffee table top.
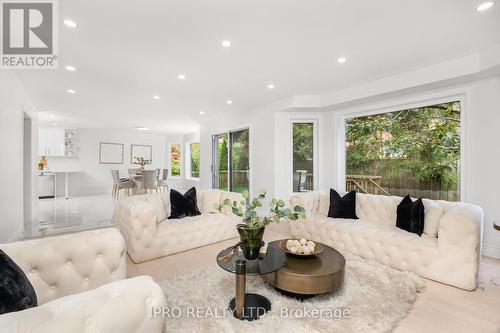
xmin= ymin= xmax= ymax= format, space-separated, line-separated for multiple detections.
xmin=262 ymin=240 xmax=345 ymax=295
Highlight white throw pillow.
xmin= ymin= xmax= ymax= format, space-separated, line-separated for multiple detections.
xmin=199 ymin=189 xmax=223 ymax=213
xmin=422 ymin=200 xmax=445 ymax=237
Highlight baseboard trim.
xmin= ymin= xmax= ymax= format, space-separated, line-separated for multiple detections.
xmin=483 ymin=244 xmax=500 ymax=259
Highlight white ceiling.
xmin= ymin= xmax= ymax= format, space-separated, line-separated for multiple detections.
xmin=16 ymin=0 xmax=500 ymax=134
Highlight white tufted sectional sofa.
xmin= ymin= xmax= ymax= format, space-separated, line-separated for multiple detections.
xmin=114 ymin=189 xmax=243 ymax=263
xmin=0 ymin=228 xmax=167 ymax=332
xmin=290 ymin=191 xmax=484 ymax=290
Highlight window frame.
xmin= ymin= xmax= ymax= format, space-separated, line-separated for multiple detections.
xmin=335 ymin=92 xmax=467 ymax=201
xmin=185 ymin=141 xmax=200 ymax=180
xmin=169 ymin=143 xmax=182 ymax=178
xmin=289 ymin=118 xmax=318 ymax=194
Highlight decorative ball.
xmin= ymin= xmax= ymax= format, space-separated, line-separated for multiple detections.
xmin=290 ymin=246 xmax=298 ymax=254
xmin=286 ymin=240 xmax=294 ymax=249
xmin=302 ymin=245 xmax=312 ymax=255
xmin=299 ymin=238 xmax=307 ymax=245
xmin=306 ymin=240 xmax=315 ymax=248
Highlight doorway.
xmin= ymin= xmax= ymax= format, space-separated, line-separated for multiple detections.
xmin=23 ymin=112 xmax=32 ymax=225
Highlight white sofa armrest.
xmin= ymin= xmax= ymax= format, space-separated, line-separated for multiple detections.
xmin=115 ymin=199 xmax=158 ymax=263
xmin=0 ymin=276 xmax=167 ymax=333
xmin=437 ymin=203 xmax=484 ymax=290
xmin=0 ymin=228 xmax=126 ymax=305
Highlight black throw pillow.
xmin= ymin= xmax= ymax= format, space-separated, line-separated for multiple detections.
xmin=396 ymin=195 xmax=425 ymax=236
xmin=168 ymin=187 xmax=201 ymax=219
xmin=327 ymin=189 xmax=359 ymax=219
xmin=0 ymin=249 xmax=37 ymax=315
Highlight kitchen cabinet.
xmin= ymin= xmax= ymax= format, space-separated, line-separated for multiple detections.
xmin=39 ymin=128 xmax=65 ymax=156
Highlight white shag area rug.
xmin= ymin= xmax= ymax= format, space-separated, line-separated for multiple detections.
xmin=160 ymin=253 xmax=425 ymax=333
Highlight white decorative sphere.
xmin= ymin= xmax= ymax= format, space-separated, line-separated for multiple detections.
xmin=293 ymin=240 xmax=301 ymax=247
xmin=306 ymin=240 xmax=315 ymax=248
xmin=286 ymin=240 xmax=294 ymax=249
xmin=290 ymin=246 xmax=298 ymax=254
xmin=299 ymin=238 xmax=307 ymax=245
xmin=302 ymin=245 xmax=312 ymax=255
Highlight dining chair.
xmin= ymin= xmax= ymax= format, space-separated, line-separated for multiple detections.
xmin=141 ymin=170 xmax=158 ymax=194
xmin=157 ymin=169 xmax=169 ymax=192
xmin=111 ymin=170 xmax=135 ymax=200
xmin=128 ymin=168 xmax=140 ymax=177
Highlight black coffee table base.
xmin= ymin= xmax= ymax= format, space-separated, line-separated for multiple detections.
xmin=229 ymin=293 xmax=271 ymax=321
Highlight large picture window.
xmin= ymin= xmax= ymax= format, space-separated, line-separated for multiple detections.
xmin=292 ymin=122 xmax=315 ymax=192
xmin=170 ymin=144 xmax=181 ymax=177
xmin=345 ymin=101 xmax=461 ymax=201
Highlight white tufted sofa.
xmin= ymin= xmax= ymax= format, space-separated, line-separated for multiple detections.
xmin=114 ymin=189 xmax=243 ymax=263
xmin=0 ymin=228 xmax=167 ymax=332
xmin=290 ymin=191 xmax=484 ymax=290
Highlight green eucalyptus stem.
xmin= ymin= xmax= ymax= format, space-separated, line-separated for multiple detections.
xmin=214 ymin=188 xmax=306 ymax=228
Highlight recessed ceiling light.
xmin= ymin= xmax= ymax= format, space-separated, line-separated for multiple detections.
xmin=267 ymin=83 xmax=275 ymax=90
xmin=226 ymin=100 xmax=233 ymax=105
xmin=477 ymin=1 xmax=494 ymax=11
xmin=177 ymin=74 xmax=187 ymax=80
xmin=153 ymin=95 xmax=160 ymax=100
xmin=199 ymin=111 xmax=205 ymax=115
xmin=222 ymin=40 xmax=232 ymax=48
xmin=63 ymin=19 xmax=78 ymax=28
xmin=136 ymin=127 xmax=149 ymax=131
xmin=67 ymin=89 xmax=76 ymax=94
xmin=337 ymin=57 xmax=347 ymax=64
xmin=65 ymin=65 xmax=76 ymax=71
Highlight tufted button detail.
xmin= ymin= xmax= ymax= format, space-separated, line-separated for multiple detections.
xmin=66 ymin=260 xmax=72 ymax=265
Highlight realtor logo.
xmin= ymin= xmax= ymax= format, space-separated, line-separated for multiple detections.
xmin=1 ymin=0 xmax=58 ymax=69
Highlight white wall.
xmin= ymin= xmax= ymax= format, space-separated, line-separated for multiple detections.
xmin=0 ymin=72 xmax=39 ymax=242
xmin=464 ymin=77 xmax=500 ymax=258
xmin=77 ymin=129 xmax=167 ymax=194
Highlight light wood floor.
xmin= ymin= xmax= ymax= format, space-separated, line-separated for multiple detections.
xmin=127 ymin=224 xmax=500 ymax=333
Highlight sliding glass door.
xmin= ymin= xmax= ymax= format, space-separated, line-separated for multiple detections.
xmin=212 ymin=128 xmax=250 ymax=194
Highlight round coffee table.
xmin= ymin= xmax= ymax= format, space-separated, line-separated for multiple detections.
xmin=262 ymin=240 xmax=345 ymax=296
xmin=217 ymin=244 xmax=286 ymax=321
xmin=494 ymin=221 xmax=500 ymax=231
